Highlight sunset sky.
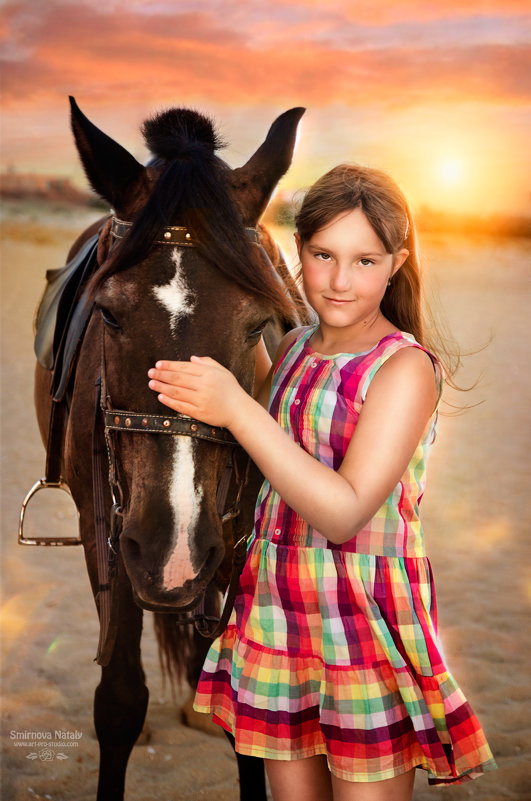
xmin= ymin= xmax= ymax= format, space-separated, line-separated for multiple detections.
xmin=1 ymin=0 xmax=530 ymax=216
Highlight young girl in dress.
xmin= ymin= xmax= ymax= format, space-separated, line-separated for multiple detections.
xmin=148 ymin=164 xmax=496 ymax=800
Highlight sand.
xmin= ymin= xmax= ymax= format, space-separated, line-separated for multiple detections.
xmin=1 ymin=204 xmax=530 ymax=800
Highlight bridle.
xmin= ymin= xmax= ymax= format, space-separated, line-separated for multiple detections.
xmin=20 ymin=214 xmax=287 ymax=666
xmin=110 ymin=216 xmax=262 ymax=246
xmin=92 ymin=217 xmax=260 ymax=661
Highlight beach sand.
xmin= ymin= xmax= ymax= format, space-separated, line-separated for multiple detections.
xmin=1 ymin=206 xmax=530 ymax=800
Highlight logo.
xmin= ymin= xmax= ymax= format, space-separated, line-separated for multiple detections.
xmin=10 ymin=729 xmax=83 ymax=761
xmin=26 ymin=750 xmax=69 ymax=761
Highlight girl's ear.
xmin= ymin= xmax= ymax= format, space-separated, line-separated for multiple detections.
xmin=392 ymin=248 xmax=409 ymax=277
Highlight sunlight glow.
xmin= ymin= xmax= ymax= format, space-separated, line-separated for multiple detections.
xmin=436 ymin=157 xmax=465 ymax=186
xmin=0 ymin=584 xmax=54 ymax=644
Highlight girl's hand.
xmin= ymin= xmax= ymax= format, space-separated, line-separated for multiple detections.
xmin=148 ymin=356 xmax=246 ymax=429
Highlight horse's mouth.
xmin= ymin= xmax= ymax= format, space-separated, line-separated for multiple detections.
xmin=130 ymin=576 xmax=211 ymax=613
xmin=123 ymin=549 xmax=220 ymax=613
xmin=130 ymin=588 xmax=203 ymax=614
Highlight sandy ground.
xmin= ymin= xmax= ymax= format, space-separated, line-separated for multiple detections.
xmin=1 ymin=203 xmax=530 ymax=800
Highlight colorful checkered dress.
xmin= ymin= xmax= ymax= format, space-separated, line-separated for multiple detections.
xmin=194 ymin=327 xmax=496 ymax=785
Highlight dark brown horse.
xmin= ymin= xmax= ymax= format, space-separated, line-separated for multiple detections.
xmin=33 ymin=98 xmax=306 ymax=800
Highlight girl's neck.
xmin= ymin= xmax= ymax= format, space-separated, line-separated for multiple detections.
xmin=310 ymin=311 xmax=398 ymax=356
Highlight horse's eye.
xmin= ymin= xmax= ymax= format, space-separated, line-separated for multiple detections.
xmin=98 ymin=305 xmax=121 ymax=331
xmin=246 ymin=320 xmax=269 ymax=342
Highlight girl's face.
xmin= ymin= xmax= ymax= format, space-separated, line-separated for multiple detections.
xmin=296 ymin=207 xmax=408 ymax=334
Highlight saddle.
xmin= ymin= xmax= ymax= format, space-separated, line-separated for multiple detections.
xmin=19 ymin=231 xmax=101 ymax=548
xmin=34 ymin=231 xmax=100 ymax=400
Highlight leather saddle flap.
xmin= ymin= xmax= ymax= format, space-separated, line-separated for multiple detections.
xmin=34 ymin=233 xmax=99 ymax=370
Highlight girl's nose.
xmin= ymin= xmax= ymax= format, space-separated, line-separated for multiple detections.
xmin=329 ymin=263 xmax=351 ymax=292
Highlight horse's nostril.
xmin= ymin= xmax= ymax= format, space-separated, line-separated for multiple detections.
xmin=206 ymin=546 xmax=218 ymax=571
xmin=122 ymin=534 xmax=139 ymax=558
xmin=121 ymin=534 xmax=158 ymax=581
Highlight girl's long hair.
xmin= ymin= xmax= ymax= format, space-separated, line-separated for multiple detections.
xmin=294 ymin=163 xmax=462 ymax=388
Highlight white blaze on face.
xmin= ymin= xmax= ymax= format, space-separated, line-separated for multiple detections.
xmin=152 ymin=249 xmax=194 ymax=331
xmin=152 ymin=248 xmax=201 ymax=589
xmin=163 ymin=437 xmax=203 ymax=589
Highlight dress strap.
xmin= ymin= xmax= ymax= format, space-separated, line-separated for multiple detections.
xmin=359 ymin=333 xmax=443 ymax=407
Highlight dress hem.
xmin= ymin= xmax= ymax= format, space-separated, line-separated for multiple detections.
xmin=192 ymin=702 xmax=497 ymax=786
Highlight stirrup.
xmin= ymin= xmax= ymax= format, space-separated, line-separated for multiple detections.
xmin=18 ymin=478 xmax=81 ymax=546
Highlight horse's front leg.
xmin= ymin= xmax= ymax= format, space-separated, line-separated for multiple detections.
xmin=94 ymin=569 xmax=148 ymax=801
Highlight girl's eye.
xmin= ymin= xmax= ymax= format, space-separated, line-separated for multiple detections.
xmin=359 ymin=258 xmax=375 ymax=267
xmin=98 ymin=305 xmax=121 ymax=331
xmin=315 ymin=252 xmax=331 ymax=261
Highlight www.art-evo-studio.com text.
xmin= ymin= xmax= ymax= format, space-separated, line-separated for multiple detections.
xmin=10 ymin=730 xmax=83 ymax=748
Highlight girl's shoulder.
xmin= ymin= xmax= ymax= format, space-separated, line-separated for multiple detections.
xmin=366 ymin=330 xmax=441 ymax=375
xmin=358 ymin=331 xmax=443 ymax=406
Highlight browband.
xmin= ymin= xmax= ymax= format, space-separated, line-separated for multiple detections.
xmin=110 ymin=217 xmax=261 ymax=247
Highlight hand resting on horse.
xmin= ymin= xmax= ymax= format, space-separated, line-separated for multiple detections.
xmin=149 ymin=355 xmax=247 ymax=430
xmin=147 ymin=336 xmax=437 ymax=546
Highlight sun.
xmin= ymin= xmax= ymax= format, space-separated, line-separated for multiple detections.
xmin=436 ymin=157 xmax=465 ymax=186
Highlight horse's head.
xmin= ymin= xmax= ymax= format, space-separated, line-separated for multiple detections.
xmin=70 ymin=98 xmax=304 ymax=611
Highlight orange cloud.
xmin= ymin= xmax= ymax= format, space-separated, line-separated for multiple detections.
xmin=1 ymin=0 xmax=529 ymax=111
xmin=1 ymin=0 xmax=529 ymax=219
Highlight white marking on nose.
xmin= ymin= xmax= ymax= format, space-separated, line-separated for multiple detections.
xmin=153 ymin=249 xmax=194 ymax=331
xmin=162 ymin=438 xmax=203 ymax=589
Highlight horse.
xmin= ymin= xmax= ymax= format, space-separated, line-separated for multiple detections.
xmin=32 ymin=97 xmax=307 ymax=800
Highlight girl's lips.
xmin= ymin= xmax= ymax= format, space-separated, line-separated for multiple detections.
xmin=324 ymin=297 xmax=353 ymax=304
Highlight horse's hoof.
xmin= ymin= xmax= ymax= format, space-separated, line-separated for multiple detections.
xmin=181 ymin=692 xmax=224 ymax=738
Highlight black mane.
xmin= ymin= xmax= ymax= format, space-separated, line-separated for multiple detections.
xmin=91 ymin=109 xmax=292 ymax=317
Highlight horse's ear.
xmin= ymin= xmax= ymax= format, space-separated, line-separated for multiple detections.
xmin=231 ymin=107 xmax=305 ymax=224
xmin=69 ymin=96 xmax=147 ymax=211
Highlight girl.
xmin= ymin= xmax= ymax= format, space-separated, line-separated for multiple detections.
xmin=148 ymin=164 xmax=496 ymax=800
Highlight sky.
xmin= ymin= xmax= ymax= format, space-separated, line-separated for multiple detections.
xmin=1 ymin=0 xmax=530 ymax=216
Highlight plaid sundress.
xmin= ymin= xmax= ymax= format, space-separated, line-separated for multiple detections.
xmin=194 ymin=327 xmax=496 ymax=785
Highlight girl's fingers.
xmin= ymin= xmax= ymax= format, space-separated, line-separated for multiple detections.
xmin=148 ymin=380 xmax=198 ymax=400
xmin=190 ymin=355 xmax=221 ymax=367
xmin=149 ymin=366 xmax=203 ymax=383
xmin=147 ymin=357 xmax=233 ymax=428
xmin=157 ymin=394 xmax=198 ymax=416
xmin=154 ymin=357 xmax=220 ymax=372
xmin=149 ymin=374 xmax=200 ymax=392
xmin=154 ymin=360 xmax=197 ymax=371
